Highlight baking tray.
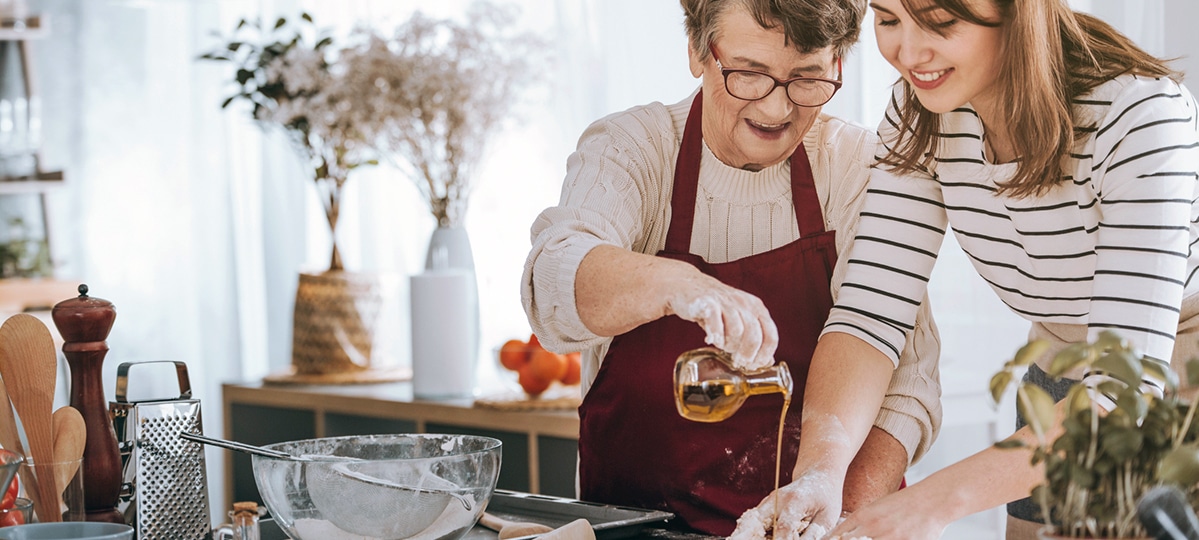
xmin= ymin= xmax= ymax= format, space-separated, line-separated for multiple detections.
xmin=462 ymin=490 xmax=675 ymax=539
xmin=250 ymin=490 xmax=676 ymax=539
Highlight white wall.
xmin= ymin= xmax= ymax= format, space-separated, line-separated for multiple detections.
xmin=1164 ymin=0 xmax=1199 ymax=80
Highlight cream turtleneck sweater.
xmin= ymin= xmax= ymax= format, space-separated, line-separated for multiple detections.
xmin=521 ymin=92 xmax=943 ymax=463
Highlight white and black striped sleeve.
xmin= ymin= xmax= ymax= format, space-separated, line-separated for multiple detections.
xmin=821 ymin=96 xmax=949 ymax=366
xmin=1082 ymin=77 xmax=1199 ymax=398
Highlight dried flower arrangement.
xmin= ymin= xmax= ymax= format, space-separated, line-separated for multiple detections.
xmin=991 ymin=332 xmax=1199 ymax=538
xmin=348 ymin=2 xmax=544 ymax=227
xmin=201 ymin=2 xmax=542 ymax=265
xmin=200 ymin=13 xmax=379 ymax=271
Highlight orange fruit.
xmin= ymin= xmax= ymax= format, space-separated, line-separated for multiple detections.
xmin=518 ymin=365 xmax=553 ymax=397
xmin=527 ymin=349 xmax=568 ymax=383
xmin=499 ymin=339 xmax=532 ymax=371
xmin=560 ymin=352 xmax=581 ymax=385
xmin=528 ymin=333 xmax=543 ymax=350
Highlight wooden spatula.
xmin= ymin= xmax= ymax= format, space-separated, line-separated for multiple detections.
xmin=51 ymin=406 xmax=85 ymax=514
xmin=0 ymin=314 xmax=62 ymax=522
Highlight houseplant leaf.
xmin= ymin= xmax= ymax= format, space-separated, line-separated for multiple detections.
xmin=1063 ymin=383 xmax=1092 ymax=417
xmin=1017 ymin=384 xmax=1057 ymax=441
xmin=1094 ymin=330 xmax=1129 ymax=350
xmin=989 ymin=371 xmax=1013 ymax=405
xmin=1099 ymin=425 xmax=1143 ymax=461
xmin=1141 ymin=356 xmax=1180 ymax=394
xmin=1092 ymin=349 xmax=1143 ymax=387
xmin=1047 ymin=342 xmax=1096 ymax=378
xmin=1013 ymin=339 xmax=1051 ymax=367
xmin=1115 ymin=385 xmax=1148 ymax=423
xmin=1158 ymin=444 xmax=1199 ymax=486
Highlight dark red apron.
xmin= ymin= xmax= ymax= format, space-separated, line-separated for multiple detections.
xmin=577 ymin=94 xmax=838 ymax=536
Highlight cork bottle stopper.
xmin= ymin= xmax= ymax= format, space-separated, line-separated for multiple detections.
xmin=232 ymin=501 xmax=259 ymax=526
xmin=232 ymin=501 xmax=257 ymax=513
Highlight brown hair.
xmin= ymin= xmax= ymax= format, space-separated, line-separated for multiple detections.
xmin=679 ymin=0 xmax=866 ymax=62
xmin=882 ymin=0 xmax=1180 ymax=198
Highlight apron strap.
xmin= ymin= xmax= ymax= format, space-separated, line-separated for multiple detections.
xmin=664 ymin=94 xmax=705 ymax=254
xmin=789 ymin=143 xmax=825 ymax=237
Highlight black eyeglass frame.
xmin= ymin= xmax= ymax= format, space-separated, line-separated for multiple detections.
xmin=708 ymin=43 xmax=843 ymax=107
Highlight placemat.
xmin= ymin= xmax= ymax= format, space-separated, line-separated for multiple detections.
xmin=473 ymin=384 xmax=582 ymax=411
xmin=262 ymin=365 xmax=411 ymax=385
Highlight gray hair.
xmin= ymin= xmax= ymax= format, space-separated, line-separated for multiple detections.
xmin=679 ymin=0 xmax=866 ymax=61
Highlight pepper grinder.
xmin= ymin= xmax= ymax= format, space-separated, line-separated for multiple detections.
xmin=51 ymin=284 xmax=124 ymax=523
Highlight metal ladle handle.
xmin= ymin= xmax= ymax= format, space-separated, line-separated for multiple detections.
xmin=179 ymin=432 xmax=306 ymax=461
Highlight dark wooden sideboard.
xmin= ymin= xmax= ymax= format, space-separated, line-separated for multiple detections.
xmin=221 ymin=381 xmax=580 ymax=507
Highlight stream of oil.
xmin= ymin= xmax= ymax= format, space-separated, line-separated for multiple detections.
xmin=773 ymin=393 xmax=790 ymax=533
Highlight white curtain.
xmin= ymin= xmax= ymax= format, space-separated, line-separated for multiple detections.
xmin=28 ymin=0 xmax=1172 ymax=522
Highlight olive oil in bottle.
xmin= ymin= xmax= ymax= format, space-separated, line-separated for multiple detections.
xmin=673 ymin=347 xmax=792 ymax=422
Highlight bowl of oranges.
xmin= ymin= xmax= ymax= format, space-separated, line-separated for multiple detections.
xmin=496 ymin=334 xmax=581 ymax=398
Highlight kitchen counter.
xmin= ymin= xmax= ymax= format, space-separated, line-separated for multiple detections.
xmin=222 ymin=381 xmax=582 ymax=505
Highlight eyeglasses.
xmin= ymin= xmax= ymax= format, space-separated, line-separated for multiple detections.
xmin=709 ymin=44 xmax=842 ymax=107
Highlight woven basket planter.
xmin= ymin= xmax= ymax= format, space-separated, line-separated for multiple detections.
xmin=290 ymin=270 xmax=383 ymax=375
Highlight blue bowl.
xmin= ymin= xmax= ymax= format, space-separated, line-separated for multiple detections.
xmin=0 ymin=522 xmax=134 ymax=540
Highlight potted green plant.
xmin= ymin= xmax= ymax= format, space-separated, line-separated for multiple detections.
xmin=991 ymin=331 xmax=1199 ymax=538
xmin=0 ymin=217 xmax=50 ymax=278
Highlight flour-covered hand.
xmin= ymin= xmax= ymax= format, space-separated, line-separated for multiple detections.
xmin=666 ymin=276 xmax=777 ymax=372
xmin=729 ymin=469 xmax=842 ymax=540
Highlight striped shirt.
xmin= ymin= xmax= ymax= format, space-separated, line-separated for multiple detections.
xmin=824 ymin=74 xmax=1199 ymax=397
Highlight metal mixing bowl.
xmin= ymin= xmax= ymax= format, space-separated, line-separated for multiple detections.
xmin=251 ymin=434 xmax=502 ymax=540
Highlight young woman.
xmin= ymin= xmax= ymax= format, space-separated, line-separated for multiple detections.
xmin=728 ymin=0 xmax=1199 ymax=539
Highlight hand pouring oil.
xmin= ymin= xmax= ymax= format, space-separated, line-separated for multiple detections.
xmin=673 ymin=348 xmax=793 ymax=531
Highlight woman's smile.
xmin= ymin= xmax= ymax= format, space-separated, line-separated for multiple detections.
xmin=909 ymin=68 xmax=953 ymax=90
xmin=746 ymin=118 xmax=791 ymax=138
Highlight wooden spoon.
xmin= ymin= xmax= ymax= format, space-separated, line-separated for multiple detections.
xmin=0 ymin=314 xmax=62 ymax=522
xmin=479 ymin=511 xmax=554 ymax=539
xmin=0 ymin=361 xmax=35 ymax=513
xmin=51 ymin=406 xmax=85 ymax=510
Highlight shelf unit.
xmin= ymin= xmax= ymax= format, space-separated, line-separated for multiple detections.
xmin=0 ymin=11 xmax=64 ymax=284
xmin=0 ymin=15 xmax=49 ymax=40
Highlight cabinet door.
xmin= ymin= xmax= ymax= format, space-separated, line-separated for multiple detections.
xmin=228 ymin=404 xmax=315 ymax=504
xmin=538 ymin=436 xmax=579 ymax=498
xmin=324 ymin=413 xmax=417 ymax=437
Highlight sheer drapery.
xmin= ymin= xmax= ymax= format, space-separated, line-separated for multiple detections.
xmin=30 ymin=0 xmax=1174 ymax=522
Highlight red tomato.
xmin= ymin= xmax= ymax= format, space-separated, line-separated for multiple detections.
xmin=0 ymin=475 xmax=15 ymax=511
xmin=0 ymin=508 xmax=22 ymax=527
xmin=0 ymin=448 xmax=18 ymax=512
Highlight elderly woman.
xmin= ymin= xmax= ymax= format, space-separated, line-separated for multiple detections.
xmin=521 ymin=0 xmax=941 ymax=536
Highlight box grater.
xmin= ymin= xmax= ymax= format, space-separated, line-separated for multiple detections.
xmin=109 ymin=360 xmax=212 ymax=540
